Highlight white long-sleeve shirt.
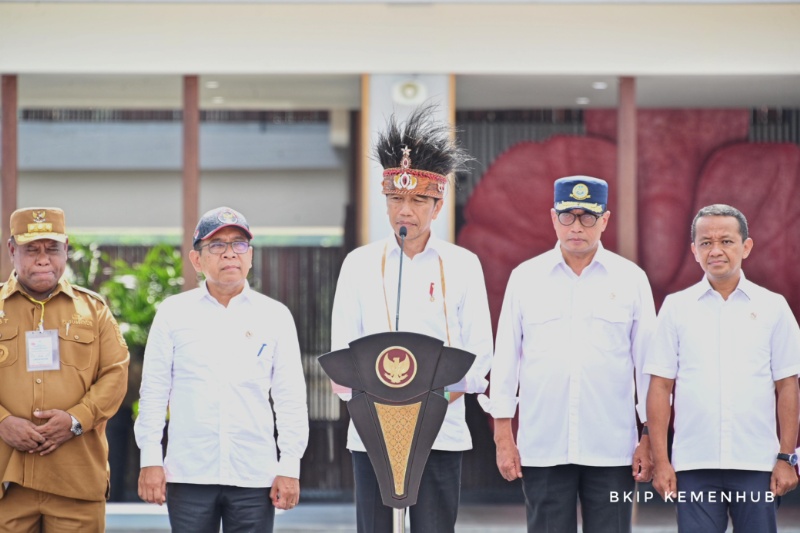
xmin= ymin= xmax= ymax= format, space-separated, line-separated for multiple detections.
xmin=331 ymin=234 xmax=494 ymax=452
xmin=644 ymin=272 xmax=800 ymax=472
xmin=134 ymin=281 xmax=309 ymax=487
xmin=491 ymin=242 xmax=656 ymax=467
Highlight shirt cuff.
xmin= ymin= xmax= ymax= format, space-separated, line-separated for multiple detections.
xmin=68 ymin=404 xmax=95 ymax=433
xmin=467 ymin=374 xmax=489 ymax=394
xmin=642 ymin=365 xmax=676 ymax=379
xmin=772 ymin=365 xmax=800 ymax=382
xmin=140 ymin=445 xmax=165 ymax=468
xmin=276 ymin=457 xmax=301 ymax=479
xmin=490 ymin=397 xmax=519 ymax=419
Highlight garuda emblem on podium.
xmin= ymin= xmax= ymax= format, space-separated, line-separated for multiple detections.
xmin=377 ymin=347 xmax=417 ymax=388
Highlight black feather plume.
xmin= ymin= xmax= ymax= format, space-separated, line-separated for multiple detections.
xmin=374 ymin=105 xmax=472 ymax=179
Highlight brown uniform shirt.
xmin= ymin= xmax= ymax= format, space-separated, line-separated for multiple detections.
xmin=0 ymin=274 xmax=129 ymax=502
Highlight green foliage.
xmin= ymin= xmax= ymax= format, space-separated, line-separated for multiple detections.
xmin=66 ymin=242 xmax=108 ymax=290
xmin=100 ymin=244 xmax=184 ymax=351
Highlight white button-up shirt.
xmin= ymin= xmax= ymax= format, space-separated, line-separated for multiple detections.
xmin=331 ymin=234 xmax=493 ymax=452
xmin=134 ymin=281 xmax=309 ymax=487
xmin=644 ymin=272 xmax=800 ymax=472
xmin=491 ymin=243 xmax=656 ymax=467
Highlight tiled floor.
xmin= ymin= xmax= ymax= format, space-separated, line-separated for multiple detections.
xmin=108 ymin=501 xmax=800 ymax=532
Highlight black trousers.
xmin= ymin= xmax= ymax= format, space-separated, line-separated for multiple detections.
xmin=521 ymin=464 xmax=634 ymax=533
xmin=675 ymin=469 xmax=776 ymax=533
xmin=352 ymin=450 xmax=463 ymax=533
xmin=166 ymin=483 xmax=275 ymax=533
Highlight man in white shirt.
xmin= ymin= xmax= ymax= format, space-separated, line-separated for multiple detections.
xmin=646 ymin=204 xmax=800 ymax=533
xmin=331 ymin=108 xmax=493 ymax=533
xmin=490 ymin=176 xmax=656 ymax=533
xmin=134 ymin=207 xmax=309 ymax=533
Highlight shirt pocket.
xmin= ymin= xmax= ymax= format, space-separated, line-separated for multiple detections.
xmin=0 ymin=324 xmax=19 ymax=368
xmin=523 ymin=307 xmax=564 ymax=353
xmin=58 ymin=325 xmax=95 ymax=371
xmin=731 ymin=315 xmax=773 ymax=375
xmin=591 ymin=305 xmax=630 ymax=353
xmin=239 ymin=339 xmax=274 ymax=385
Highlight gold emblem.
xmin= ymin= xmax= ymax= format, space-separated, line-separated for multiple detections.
xmin=27 ymin=222 xmax=53 ymax=233
xmin=0 ymin=345 xmax=8 ymax=364
xmin=32 ymin=211 xmax=46 ymax=223
xmin=570 ymin=183 xmax=590 ymax=201
xmin=376 ymin=346 xmax=417 ymax=388
xmin=218 ymin=210 xmax=238 ymax=224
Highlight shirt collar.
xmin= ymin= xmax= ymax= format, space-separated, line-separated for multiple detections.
xmin=547 ymin=240 xmax=609 ymax=275
xmin=0 ymin=272 xmax=75 ymax=302
xmin=693 ymin=270 xmax=752 ymax=301
xmin=198 ymin=279 xmax=253 ymax=305
xmin=385 ymin=231 xmax=441 ymax=258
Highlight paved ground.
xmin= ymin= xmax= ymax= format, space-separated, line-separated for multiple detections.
xmin=108 ymin=501 xmax=800 ymax=532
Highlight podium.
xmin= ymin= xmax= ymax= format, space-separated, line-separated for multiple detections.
xmin=318 ymin=331 xmax=475 ymax=532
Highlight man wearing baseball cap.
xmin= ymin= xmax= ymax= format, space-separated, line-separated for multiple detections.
xmin=489 ymin=177 xmax=657 ymax=533
xmin=135 ymin=206 xmax=308 ymax=532
xmin=0 ymin=207 xmax=129 ymax=532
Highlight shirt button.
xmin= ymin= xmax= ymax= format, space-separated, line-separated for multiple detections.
xmin=74 ymin=335 xmax=80 ymax=340
xmin=36 ymin=378 xmax=42 ymax=384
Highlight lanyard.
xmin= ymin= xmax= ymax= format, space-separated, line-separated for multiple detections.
xmin=25 ymin=296 xmax=50 ymax=332
xmin=381 ymin=243 xmax=452 ymax=347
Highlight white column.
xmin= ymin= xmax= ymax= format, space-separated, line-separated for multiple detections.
xmin=360 ymin=74 xmax=455 ymax=246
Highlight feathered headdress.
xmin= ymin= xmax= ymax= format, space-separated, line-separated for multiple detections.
xmin=375 ymin=106 xmax=471 ymax=199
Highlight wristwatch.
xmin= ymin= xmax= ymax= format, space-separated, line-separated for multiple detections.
xmin=69 ymin=415 xmax=83 ymax=436
xmin=777 ymin=453 xmax=798 ymax=466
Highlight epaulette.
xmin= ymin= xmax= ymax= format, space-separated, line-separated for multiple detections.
xmin=73 ymin=285 xmax=108 ymax=305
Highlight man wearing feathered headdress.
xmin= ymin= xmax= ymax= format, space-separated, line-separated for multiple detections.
xmin=330 ymin=107 xmax=493 ymax=533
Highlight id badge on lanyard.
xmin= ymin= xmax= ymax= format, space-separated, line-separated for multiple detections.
xmin=26 ymin=329 xmax=60 ymax=372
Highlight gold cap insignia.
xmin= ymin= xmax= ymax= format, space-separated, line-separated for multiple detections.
xmin=376 ymin=346 xmax=417 ymax=388
xmin=570 ymin=183 xmax=591 ymax=201
xmin=218 ymin=210 xmax=238 ymax=224
xmin=32 ymin=211 xmax=46 ymax=223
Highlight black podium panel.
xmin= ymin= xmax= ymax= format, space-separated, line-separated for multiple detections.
xmin=319 ymin=331 xmax=475 ymax=509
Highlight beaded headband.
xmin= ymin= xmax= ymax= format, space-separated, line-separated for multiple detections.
xmin=381 ymin=146 xmax=448 ymax=199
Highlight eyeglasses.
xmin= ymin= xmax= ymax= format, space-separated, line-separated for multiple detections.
xmin=557 ymin=211 xmax=601 ymax=228
xmin=199 ymin=240 xmax=251 ymax=255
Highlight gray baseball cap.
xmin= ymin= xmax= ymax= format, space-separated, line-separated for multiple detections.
xmin=193 ymin=207 xmax=253 ymax=247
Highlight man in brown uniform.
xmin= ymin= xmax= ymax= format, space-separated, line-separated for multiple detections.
xmin=0 ymin=207 xmax=129 ymax=532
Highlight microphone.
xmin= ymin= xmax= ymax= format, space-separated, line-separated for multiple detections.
xmin=395 ymin=226 xmax=407 ymax=331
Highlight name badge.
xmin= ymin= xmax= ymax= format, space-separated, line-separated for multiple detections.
xmin=26 ymin=330 xmax=60 ymax=372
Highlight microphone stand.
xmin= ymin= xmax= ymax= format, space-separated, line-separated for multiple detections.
xmin=395 ymin=226 xmax=407 ymax=332
xmin=394 ymin=225 xmax=407 ymax=533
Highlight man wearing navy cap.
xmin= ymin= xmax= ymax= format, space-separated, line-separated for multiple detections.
xmin=134 ymin=207 xmax=309 ymax=533
xmin=489 ymin=177 xmax=657 ymax=533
